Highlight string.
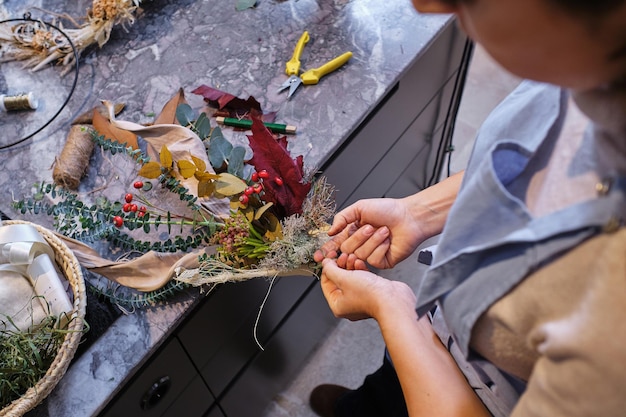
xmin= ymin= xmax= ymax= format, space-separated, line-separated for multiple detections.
xmin=253 ymin=274 xmax=278 ymax=351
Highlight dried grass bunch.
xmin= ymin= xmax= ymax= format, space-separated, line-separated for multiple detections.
xmin=0 ymin=0 xmax=142 ymax=71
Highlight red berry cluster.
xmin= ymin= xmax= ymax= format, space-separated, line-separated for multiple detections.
xmin=112 ymin=182 xmax=148 ymax=228
xmin=239 ymin=169 xmax=283 ymax=205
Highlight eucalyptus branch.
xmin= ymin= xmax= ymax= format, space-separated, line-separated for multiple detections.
xmin=91 ymin=131 xmax=151 ymax=164
xmin=12 ymin=181 xmax=222 ymax=252
xmin=89 ymin=279 xmax=199 ymax=310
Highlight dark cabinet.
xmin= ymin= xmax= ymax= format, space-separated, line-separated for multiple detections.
xmin=178 ymin=276 xmax=320 ymax=398
xmin=99 ymin=337 xmax=214 ymax=417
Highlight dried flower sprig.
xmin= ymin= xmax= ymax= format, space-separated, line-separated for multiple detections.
xmin=174 ymin=177 xmax=335 ymax=287
xmin=0 ymin=0 xmax=143 ymax=71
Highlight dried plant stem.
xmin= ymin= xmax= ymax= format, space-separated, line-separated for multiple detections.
xmin=174 ymin=259 xmax=318 ymax=287
xmin=0 ymin=0 xmax=143 ymax=71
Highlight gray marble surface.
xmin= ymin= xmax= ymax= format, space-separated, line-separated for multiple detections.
xmin=0 ymin=0 xmax=452 ymax=415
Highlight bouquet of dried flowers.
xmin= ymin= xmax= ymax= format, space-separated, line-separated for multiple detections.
xmin=13 ymin=88 xmax=335 ymax=307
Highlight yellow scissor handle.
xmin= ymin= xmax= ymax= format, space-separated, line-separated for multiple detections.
xmin=285 ymin=31 xmax=310 ymax=76
xmin=300 ymin=51 xmax=353 ymax=85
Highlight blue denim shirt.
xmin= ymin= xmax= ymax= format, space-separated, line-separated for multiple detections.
xmin=415 ymin=80 xmax=626 ymax=357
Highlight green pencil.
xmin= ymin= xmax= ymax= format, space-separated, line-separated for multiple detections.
xmin=215 ymin=116 xmax=297 ymax=134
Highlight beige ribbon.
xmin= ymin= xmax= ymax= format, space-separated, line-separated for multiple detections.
xmin=0 ymin=223 xmax=73 ymax=330
xmin=56 ymin=233 xmax=209 ymax=292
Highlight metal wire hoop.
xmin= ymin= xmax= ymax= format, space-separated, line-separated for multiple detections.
xmin=0 ymin=13 xmax=80 ymax=150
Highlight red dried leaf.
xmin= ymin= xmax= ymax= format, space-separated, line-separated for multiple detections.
xmin=191 ymin=85 xmax=276 ymax=122
xmin=247 ymin=116 xmax=310 ymax=218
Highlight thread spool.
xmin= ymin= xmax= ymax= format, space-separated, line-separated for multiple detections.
xmin=52 ymin=124 xmax=95 ymax=190
xmin=0 ymin=92 xmax=39 ymax=112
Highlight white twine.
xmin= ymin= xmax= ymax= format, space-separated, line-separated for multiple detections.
xmin=253 ymin=275 xmax=278 ymax=351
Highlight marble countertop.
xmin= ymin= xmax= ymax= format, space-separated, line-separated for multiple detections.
xmin=0 ymin=0 xmax=453 ymax=415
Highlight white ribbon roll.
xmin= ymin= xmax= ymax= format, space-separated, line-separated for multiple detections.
xmin=0 ymin=224 xmax=73 ymax=327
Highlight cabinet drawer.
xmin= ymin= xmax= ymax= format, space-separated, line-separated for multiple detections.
xmin=161 ymin=374 xmax=213 ymax=417
xmin=100 ymin=337 xmax=211 ymax=417
xmin=177 ymin=276 xmax=314 ymax=397
xmin=219 ymin=283 xmax=336 ymax=417
xmin=205 ymin=404 xmax=227 ymax=417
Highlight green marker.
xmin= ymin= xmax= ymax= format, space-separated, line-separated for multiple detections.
xmin=215 ymin=116 xmax=297 ymax=134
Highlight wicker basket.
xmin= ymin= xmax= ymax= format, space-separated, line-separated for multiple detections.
xmin=0 ymin=220 xmax=87 ymax=417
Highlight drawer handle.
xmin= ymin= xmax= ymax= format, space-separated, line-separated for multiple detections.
xmin=140 ymin=375 xmax=171 ymax=410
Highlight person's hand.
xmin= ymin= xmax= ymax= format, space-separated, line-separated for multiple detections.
xmin=319 ymin=258 xmax=417 ymax=322
xmin=315 ymin=197 xmax=428 ymax=269
xmin=314 ymin=172 xmax=464 ymax=269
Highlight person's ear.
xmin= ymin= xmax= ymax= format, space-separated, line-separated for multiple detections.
xmin=411 ymin=0 xmax=458 ymax=14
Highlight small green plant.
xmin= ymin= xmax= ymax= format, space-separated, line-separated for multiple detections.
xmin=0 ymin=314 xmax=84 ymax=408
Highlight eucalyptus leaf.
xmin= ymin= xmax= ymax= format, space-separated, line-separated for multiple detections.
xmin=175 ymin=103 xmax=195 ymax=127
xmin=210 ymin=125 xmax=225 ymax=141
xmin=227 ymin=146 xmax=246 ymax=177
xmin=236 ymin=0 xmax=256 ymax=11
xmin=208 ymin=135 xmax=233 ymax=169
xmin=195 ymin=113 xmax=212 ymax=140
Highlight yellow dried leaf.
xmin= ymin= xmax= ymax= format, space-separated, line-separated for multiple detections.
xmin=160 ymin=145 xmax=173 ymax=169
xmin=198 ymin=179 xmax=216 ymax=198
xmin=138 ymin=161 xmax=163 ymax=179
xmin=264 ymin=213 xmax=283 ymax=241
xmin=195 ymin=171 xmax=219 ymax=181
xmin=215 ymin=173 xmax=247 ymax=196
xmin=231 ymin=198 xmax=244 ymax=211
xmin=254 ymin=202 xmax=274 ymax=221
xmin=242 ymin=206 xmax=255 ymax=221
xmin=191 ymin=155 xmax=207 ymax=172
xmin=177 ymin=160 xmax=197 ymax=179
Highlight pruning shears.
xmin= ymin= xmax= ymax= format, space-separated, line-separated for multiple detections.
xmin=277 ymin=31 xmax=353 ymax=99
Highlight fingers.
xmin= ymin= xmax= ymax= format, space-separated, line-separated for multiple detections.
xmin=319 ymin=258 xmax=383 ymax=322
xmin=315 ymin=222 xmax=391 ymax=267
xmin=340 ymin=225 xmax=391 ymax=267
xmin=340 ymin=225 xmax=388 ymax=255
xmin=336 ymin=253 xmax=369 ymax=271
xmin=327 ymin=204 xmax=362 ymax=236
xmin=314 ymin=223 xmax=358 ymax=262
